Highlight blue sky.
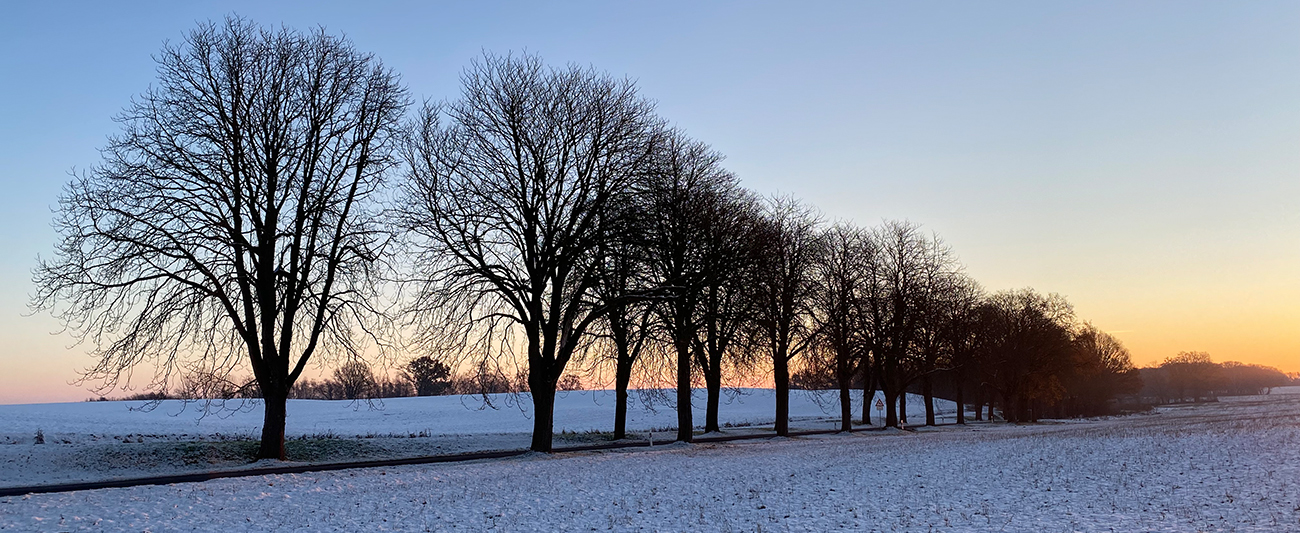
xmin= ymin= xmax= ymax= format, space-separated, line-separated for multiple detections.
xmin=2 ymin=1 xmax=1297 ymax=402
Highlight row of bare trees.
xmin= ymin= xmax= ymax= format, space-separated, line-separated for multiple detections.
xmin=34 ymin=17 xmax=1145 ymax=459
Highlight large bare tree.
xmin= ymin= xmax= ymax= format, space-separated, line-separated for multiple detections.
xmin=591 ymin=195 xmax=659 ymax=440
xmin=809 ymin=222 xmax=872 ymax=431
xmin=751 ymin=196 xmax=823 ymax=436
xmin=692 ymin=189 xmax=763 ymax=434
xmin=32 ymin=18 xmax=407 ymax=460
xmin=399 ymin=53 xmax=658 ymax=452
xmin=638 ymin=132 xmax=739 ymax=442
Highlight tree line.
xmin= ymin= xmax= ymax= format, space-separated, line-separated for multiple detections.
xmin=36 ymin=17 xmax=1256 ymax=460
xmin=1136 ymin=352 xmax=1291 ymax=403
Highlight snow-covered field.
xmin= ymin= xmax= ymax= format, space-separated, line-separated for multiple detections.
xmin=0 ymin=389 xmax=951 ymax=487
xmin=3 ymin=389 xmax=1298 ymax=532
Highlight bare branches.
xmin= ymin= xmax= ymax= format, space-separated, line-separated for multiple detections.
xmin=32 ymin=16 xmax=408 ymax=459
xmin=398 ymin=52 xmax=658 ymax=451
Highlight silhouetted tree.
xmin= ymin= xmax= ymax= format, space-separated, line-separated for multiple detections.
xmin=906 ymin=234 xmax=964 ymax=426
xmin=861 ymin=221 xmax=936 ymax=427
xmin=1220 ymin=361 xmax=1289 ymax=395
xmin=557 ymin=374 xmax=585 ymax=391
xmin=334 ymin=361 xmax=377 ymax=400
xmin=810 ymin=223 xmax=872 ymax=431
xmin=404 ymin=356 xmax=452 ymax=396
xmin=399 ymin=53 xmax=658 ymax=452
xmin=590 ymin=186 xmax=660 ymax=440
xmin=1159 ymin=351 xmax=1224 ymax=402
xmin=692 ymin=191 xmax=764 ymax=434
xmin=639 ymin=132 xmax=740 ymax=442
xmin=32 ymin=17 xmax=408 ymax=460
xmin=751 ymin=197 xmax=823 ymax=436
xmin=1060 ymin=324 xmax=1141 ymax=416
xmin=936 ymin=276 xmax=983 ymax=424
xmin=977 ymin=289 xmax=1075 ymax=422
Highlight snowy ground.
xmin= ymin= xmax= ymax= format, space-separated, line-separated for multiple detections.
xmin=2 ymin=390 xmax=1298 ymax=531
xmin=0 ymin=388 xmax=951 ymax=487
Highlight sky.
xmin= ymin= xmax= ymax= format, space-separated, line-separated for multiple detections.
xmin=1 ymin=1 xmax=1297 ymax=404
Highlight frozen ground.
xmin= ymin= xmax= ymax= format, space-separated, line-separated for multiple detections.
xmin=2 ymin=389 xmax=1298 ymax=531
xmin=0 ymin=388 xmax=950 ymax=487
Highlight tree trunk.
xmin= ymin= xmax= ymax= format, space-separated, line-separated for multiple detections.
xmin=1002 ymin=391 xmax=1016 ymax=423
xmin=675 ymin=338 xmax=693 ymax=443
xmin=986 ymin=397 xmax=994 ymax=421
xmin=861 ymin=365 xmax=872 ymax=425
xmin=837 ymin=370 xmax=852 ymax=432
xmin=258 ymin=389 xmax=288 ymax=460
xmin=898 ymin=388 xmax=908 ymax=425
xmin=530 ymin=380 xmax=557 ymax=452
xmin=774 ymin=355 xmax=790 ymax=436
xmin=614 ymin=360 xmax=632 ymax=440
xmin=705 ymin=366 xmax=721 ymax=433
xmin=954 ymin=379 xmax=966 ymax=425
xmin=884 ymin=388 xmax=898 ymax=428
xmin=922 ymin=375 xmax=936 ymax=426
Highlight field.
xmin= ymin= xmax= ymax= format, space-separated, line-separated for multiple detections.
xmin=0 ymin=389 xmax=952 ymax=488
xmin=1 ymin=389 xmax=1297 ymax=531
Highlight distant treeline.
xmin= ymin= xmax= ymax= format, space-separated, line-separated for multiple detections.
xmin=1135 ymin=352 xmax=1293 ymax=404
xmin=89 ymin=357 xmax=584 ymax=402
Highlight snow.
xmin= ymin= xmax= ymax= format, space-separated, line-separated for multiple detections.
xmin=0 ymin=388 xmax=946 ymax=442
xmin=0 ymin=389 xmax=952 ymax=487
xmin=2 ymin=389 xmax=1298 ymax=532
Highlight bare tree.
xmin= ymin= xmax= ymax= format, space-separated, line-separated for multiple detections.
xmin=399 ymin=53 xmax=658 ymax=452
xmin=937 ymin=276 xmax=983 ymax=424
xmin=591 ymin=223 xmax=658 ymax=439
xmin=639 ymin=132 xmax=740 ymax=442
xmin=334 ymin=361 xmax=376 ymax=400
xmin=751 ymin=196 xmax=824 ymax=436
xmin=1060 ymin=323 xmax=1141 ymax=416
xmin=692 ymin=190 xmax=764 ymax=434
xmin=908 ymin=235 xmax=964 ymax=426
xmin=810 ymin=222 xmax=872 ymax=431
xmin=860 ymin=221 xmax=928 ymax=427
xmin=976 ymin=289 xmax=1076 ymax=422
xmin=32 ymin=17 xmax=408 ymax=460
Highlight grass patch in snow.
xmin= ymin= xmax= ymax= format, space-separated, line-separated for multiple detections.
xmin=77 ymin=437 xmax=387 ymax=472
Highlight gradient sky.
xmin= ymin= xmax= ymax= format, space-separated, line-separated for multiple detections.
xmin=2 ymin=1 xmax=1297 ymax=404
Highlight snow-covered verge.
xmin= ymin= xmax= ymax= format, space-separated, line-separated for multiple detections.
xmin=3 ymin=391 xmax=1297 ymax=532
xmin=0 ymin=389 xmax=953 ymax=487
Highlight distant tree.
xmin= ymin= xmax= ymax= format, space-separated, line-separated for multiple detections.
xmin=334 ymin=361 xmax=377 ymax=400
xmin=31 ymin=17 xmax=408 ymax=460
xmin=399 ymin=53 xmax=658 ymax=452
xmin=1160 ymin=351 xmax=1224 ymax=402
xmin=557 ymin=374 xmax=585 ymax=391
xmin=1220 ymin=362 xmax=1289 ymax=395
xmin=788 ymin=349 xmax=837 ymax=391
xmin=1061 ymin=324 xmax=1142 ymax=416
xmin=404 ymin=356 xmax=452 ymax=396
xmin=373 ymin=377 xmax=415 ymax=398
